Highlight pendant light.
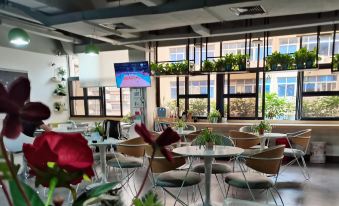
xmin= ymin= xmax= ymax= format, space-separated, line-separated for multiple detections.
xmin=85 ymin=43 xmax=100 ymax=55
xmin=8 ymin=28 xmax=30 ymax=46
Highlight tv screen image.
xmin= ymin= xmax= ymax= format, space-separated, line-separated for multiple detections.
xmin=114 ymin=61 xmax=151 ymax=88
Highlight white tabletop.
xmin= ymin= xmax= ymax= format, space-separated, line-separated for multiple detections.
xmin=157 ymin=130 xmax=195 ymax=135
xmin=173 ymin=145 xmax=244 ymax=158
xmin=88 ymin=138 xmax=124 ymax=146
xmin=259 ymin=133 xmax=287 ymax=139
xmin=52 ymin=128 xmax=87 ymax=133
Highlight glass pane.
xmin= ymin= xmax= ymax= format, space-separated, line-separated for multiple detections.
xmin=88 ymin=99 xmax=101 ymax=116
xmin=87 ymin=87 xmax=100 ymax=96
xmin=230 ymin=73 xmax=256 ymax=94
xmin=122 ymin=88 xmax=131 ymax=115
xmin=71 ymin=80 xmax=83 ymax=96
xmin=303 ymin=96 xmax=339 ymax=118
xmin=72 ymin=100 xmax=85 ymax=116
xmin=189 ymin=98 xmax=208 ymax=117
xmin=210 ymin=75 xmax=217 ymax=110
xmin=69 ymin=55 xmax=80 ymax=77
xmin=303 ymin=69 xmax=339 ymax=92
xmin=189 ymin=75 xmax=208 ymax=95
xmin=158 ymin=45 xmax=186 ymax=62
xmin=160 ymin=76 xmax=177 ymax=115
xmin=105 ymin=87 xmax=121 ymax=116
xmin=229 ymin=98 xmax=255 ymax=117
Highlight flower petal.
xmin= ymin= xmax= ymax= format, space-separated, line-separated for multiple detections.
xmin=8 ymin=77 xmax=30 ymax=107
xmin=156 ymin=127 xmax=180 ymax=146
xmin=20 ymin=102 xmax=51 ymax=122
xmin=1 ymin=115 xmax=21 ymax=139
xmin=160 ymin=147 xmax=174 ymax=162
xmin=0 ymin=97 xmax=20 ymax=114
xmin=135 ymin=124 xmax=155 ymax=145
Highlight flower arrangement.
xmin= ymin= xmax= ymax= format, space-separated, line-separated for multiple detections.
xmin=195 ymin=128 xmax=224 ymax=150
xmin=253 ymin=120 xmax=272 ymax=135
xmin=208 ymin=109 xmax=221 ymax=123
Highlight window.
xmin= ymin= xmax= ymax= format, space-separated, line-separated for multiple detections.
xmin=304 ymin=75 xmax=337 ymax=92
xmin=68 ymin=77 xmax=130 ymax=117
xmin=190 ymin=45 xmax=215 ymax=65
xmin=229 ymin=73 xmax=257 ymax=94
xmin=277 ymin=77 xmax=297 ymax=97
xmin=279 ymin=37 xmax=298 ymax=54
xmin=169 ymin=47 xmax=186 ymax=61
xmin=222 ymin=41 xmax=245 ymax=55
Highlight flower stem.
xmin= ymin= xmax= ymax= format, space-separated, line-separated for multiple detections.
xmin=0 ymin=176 xmax=14 ymax=206
xmin=133 ymin=149 xmax=155 ymax=203
xmin=45 ymin=177 xmax=58 ymax=206
xmin=0 ymin=136 xmax=32 ymax=206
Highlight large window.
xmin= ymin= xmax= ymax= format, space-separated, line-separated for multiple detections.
xmin=277 ymin=77 xmax=297 ymax=97
xmin=68 ymin=77 xmax=130 ymax=117
xmin=279 ymin=37 xmax=298 ymax=54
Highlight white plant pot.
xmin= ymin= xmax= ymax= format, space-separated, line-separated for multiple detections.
xmin=177 ymin=127 xmax=184 ymax=134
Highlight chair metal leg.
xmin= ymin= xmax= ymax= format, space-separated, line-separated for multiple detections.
xmin=269 ymin=188 xmax=278 ymax=205
xmin=301 ymin=156 xmax=310 ymax=180
xmin=225 ymin=185 xmax=231 ymax=198
xmin=272 ymin=187 xmax=285 ymax=206
xmin=215 ymin=174 xmax=226 ymax=198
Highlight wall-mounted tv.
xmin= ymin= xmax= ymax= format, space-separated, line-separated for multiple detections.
xmin=114 ymin=61 xmax=151 ymax=88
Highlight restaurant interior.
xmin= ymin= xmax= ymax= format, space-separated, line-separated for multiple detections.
xmin=0 ymin=0 xmax=339 ymax=206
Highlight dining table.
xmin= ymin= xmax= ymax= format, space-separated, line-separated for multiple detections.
xmin=173 ymin=145 xmax=244 ymax=206
xmin=258 ymin=133 xmax=287 ymax=150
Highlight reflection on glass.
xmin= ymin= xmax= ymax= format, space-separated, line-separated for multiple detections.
xmin=229 ymin=98 xmax=255 ymax=117
xmin=88 ymin=99 xmax=101 ymax=116
xmin=304 ymin=70 xmax=338 ymax=92
xmin=72 ymin=100 xmax=85 ymax=116
xmin=105 ymin=87 xmax=121 ymax=116
xmin=189 ymin=98 xmax=208 ymax=117
xmin=229 ymin=73 xmax=256 ymax=94
xmin=303 ymin=96 xmax=339 ymax=118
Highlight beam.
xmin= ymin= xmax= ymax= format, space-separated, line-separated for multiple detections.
xmin=86 ymin=35 xmax=147 ymax=51
xmin=191 ymin=24 xmax=210 ymax=36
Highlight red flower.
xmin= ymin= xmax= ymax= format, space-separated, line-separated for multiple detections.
xmin=135 ymin=124 xmax=180 ymax=161
xmin=23 ymin=131 xmax=94 ymax=187
xmin=0 ymin=77 xmax=50 ymax=139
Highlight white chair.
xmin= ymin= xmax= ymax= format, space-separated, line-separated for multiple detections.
xmin=239 ymin=126 xmax=254 ymax=133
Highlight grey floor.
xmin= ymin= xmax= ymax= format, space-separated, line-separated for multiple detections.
xmin=1 ymin=156 xmax=339 ymax=206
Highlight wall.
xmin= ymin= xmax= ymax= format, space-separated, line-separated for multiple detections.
xmin=0 ymin=45 xmax=70 ymax=126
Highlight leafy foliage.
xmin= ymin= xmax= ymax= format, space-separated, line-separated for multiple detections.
xmin=175 ymin=118 xmax=186 ymax=128
xmin=133 ymin=191 xmax=163 ymax=206
xmin=9 ymin=179 xmax=44 ymax=206
xmin=229 ymin=98 xmax=255 ymax=117
xmin=265 ymin=93 xmax=292 ymax=119
xmin=253 ymin=120 xmax=272 ymax=133
xmin=208 ymin=109 xmax=221 ymax=122
xmin=332 ymin=54 xmax=339 ymax=71
xmin=53 ymin=84 xmax=67 ymax=96
xmin=150 ymin=61 xmax=192 ymax=75
xmin=195 ymin=128 xmax=224 ymax=146
xmin=92 ymin=122 xmax=105 ymax=136
xmin=303 ymin=96 xmax=339 ymax=117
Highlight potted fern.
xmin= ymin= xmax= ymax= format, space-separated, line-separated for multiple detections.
xmin=195 ymin=128 xmax=224 ymax=150
xmin=234 ymin=54 xmax=248 ymax=71
xmin=175 ymin=119 xmax=187 ymax=133
xmin=266 ymin=52 xmax=281 ymax=71
xmin=208 ymin=109 xmax=221 ymax=123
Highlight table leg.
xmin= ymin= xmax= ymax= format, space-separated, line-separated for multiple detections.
xmin=204 ymin=156 xmax=213 ymax=206
xmin=260 ymin=137 xmax=267 ymax=150
xmin=99 ymin=145 xmax=107 ymax=183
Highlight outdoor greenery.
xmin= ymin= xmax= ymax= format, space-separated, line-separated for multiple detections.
xmin=229 ymin=98 xmax=255 ymax=117
xmin=303 ymin=96 xmax=339 ymax=117
xmin=265 ymin=93 xmax=293 ymax=119
xmin=333 ymin=54 xmax=339 ymax=72
xmin=150 ymin=61 xmax=192 ymax=75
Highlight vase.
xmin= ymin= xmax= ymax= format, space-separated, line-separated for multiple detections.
xmin=296 ymin=63 xmax=304 ymax=69
xmin=210 ymin=117 xmax=218 ymax=123
xmin=271 ymin=64 xmax=278 ymax=71
xmin=177 ymin=127 xmax=184 ymax=134
xmin=258 ymin=128 xmax=265 ymax=135
xmin=205 ymin=142 xmax=214 ymax=150
xmin=306 ymin=60 xmax=314 ymax=68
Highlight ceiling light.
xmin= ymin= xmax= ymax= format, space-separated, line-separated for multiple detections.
xmin=252 ymin=39 xmax=263 ymax=45
xmin=85 ymin=44 xmax=100 ymax=55
xmin=8 ymin=28 xmax=30 ymax=46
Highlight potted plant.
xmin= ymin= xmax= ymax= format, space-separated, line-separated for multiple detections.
xmin=208 ymin=109 xmax=221 ymax=123
xmin=234 ymin=54 xmax=248 ymax=71
xmin=150 ymin=62 xmax=160 ymax=75
xmin=177 ymin=61 xmax=189 ymax=74
xmin=121 ymin=113 xmax=134 ymax=124
xmin=305 ymin=48 xmax=317 ymax=68
xmin=53 ymin=84 xmax=67 ymax=96
xmin=202 ymin=59 xmax=215 ymax=72
xmin=293 ymin=48 xmax=308 ymax=69
xmin=266 ymin=52 xmax=281 ymax=71
xmin=92 ymin=122 xmax=105 ymax=137
xmin=280 ymin=54 xmax=293 ymax=70
xmin=223 ymin=54 xmax=235 ymax=71
xmin=214 ymin=58 xmax=224 ymax=72
xmin=53 ymin=101 xmax=66 ymax=112
xmin=253 ymin=120 xmax=272 ymax=135
xmin=175 ymin=118 xmax=187 ymax=133
xmin=195 ymin=128 xmax=224 ymax=150
xmin=57 ymin=67 xmax=66 ymax=81
xmin=333 ymin=54 xmax=339 ymax=71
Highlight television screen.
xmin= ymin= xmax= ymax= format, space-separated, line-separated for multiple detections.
xmin=114 ymin=61 xmax=151 ymax=88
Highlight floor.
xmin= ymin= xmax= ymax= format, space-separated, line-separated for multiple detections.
xmin=1 ymin=156 xmax=339 ymax=206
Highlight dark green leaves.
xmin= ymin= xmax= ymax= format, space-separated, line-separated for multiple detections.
xmin=9 ymin=179 xmax=44 ymax=206
xmin=133 ymin=191 xmax=163 ymax=206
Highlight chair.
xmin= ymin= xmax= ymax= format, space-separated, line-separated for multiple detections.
xmin=192 ymin=135 xmax=234 ymax=197
xmin=106 ymin=137 xmax=146 ymax=195
xmin=184 ymin=124 xmax=196 ymax=131
xmin=225 ymin=145 xmax=285 ymax=205
xmin=184 ymin=130 xmax=201 ymax=142
xmin=239 ymin=126 xmax=254 ymax=133
xmin=159 ymin=122 xmax=171 ymax=132
xmin=103 ymin=120 xmax=124 ymax=140
xmin=282 ymin=129 xmax=312 ymax=180
xmin=229 ymin=130 xmax=261 ymax=150
xmin=145 ymin=146 xmax=202 ymax=206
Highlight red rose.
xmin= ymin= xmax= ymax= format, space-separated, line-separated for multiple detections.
xmin=23 ymin=131 xmax=94 ymax=187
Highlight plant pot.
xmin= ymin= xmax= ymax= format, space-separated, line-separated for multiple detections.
xmin=210 ymin=117 xmax=218 ymax=123
xmin=177 ymin=127 xmax=184 ymax=134
xmin=281 ymin=64 xmax=289 ymax=70
xmin=305 ymin=60 xmax=314 ymax=69
xmin=258 ymin=128 xmax=265 ymax=135
xmin=205 ymin=142 xmax=214 ymax=150
xmin=187 ymin=113 xmax=193 ymax=122
xmin=238 ymin=64 xmax=246 ymax=71
xmin=271 ymin=64 xmax=278 ymax=71
xmin=296 ymin=63 xmax=305 ymax=70
xmin=224 ymin=64 xmax=232 ymax=72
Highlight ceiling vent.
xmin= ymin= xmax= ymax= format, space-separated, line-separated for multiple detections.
xmin=230 ymin=5 xmax=265 ymax=16
xmin=100 ymin=23 xmax=135 ymax=30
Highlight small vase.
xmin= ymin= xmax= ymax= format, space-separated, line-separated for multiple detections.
xmin=206 ymin=142 xmax=214 ymax=150
xmin=258 ymin=128 xmax=265 ymax=135
xmin=177 ymin=127 xmax=184 ymax=134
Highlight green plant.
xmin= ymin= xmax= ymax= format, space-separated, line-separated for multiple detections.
xmin=293 ymin=48 xmax=308 ymax=68
xmin=175 ymin=118 xmax=186 ymax=128
xmin=265 ymin=93 xmax=292 ymax=119
xmin=53 ymin=101 xmax=66 ymax=112
xmin=265 ymin=52 xmax=281 ymax=70
xmin=234 ymin=54 xmax=248 ymax=71
xmin=189 ymin=99 xmax=208 ymax=116
xmin=202 ymin=59 xmax=215 ymax=72
xmin=92 ymin=122 xmax=105 ymax=136
xmin=57 ymin=67 xmax=66 ymax=77
xmin=208 ymin=109 xmax=221 ymax=122
xmin=133 ymin=191 xmax=162 ymax=206
xmin=305 ymin=48 xmax=317 ymax=68
xmin=223 ymin=53 xmax=236 ymax=71
xmin=303 ymin=96 xmax=339 ymax=117
xmin=333 ymin=54 xmax=339 ymax=71
xmin=253 ymin=120 xmax=272 ymax=133
xmin=177 ymin=60 xmax=189 ymax=74
xmin=53 ymin=84 xmax=66 ymax=96
xmin=121 ymin=113 xmax=134 ymax=123
xmin=195 ymin=128 xmax=224 ymax=146
xmin=280 ymin=54 xmax=294 ymax=70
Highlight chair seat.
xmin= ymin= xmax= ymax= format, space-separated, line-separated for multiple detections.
xmin=225 ymin=172 xmax=273 ymax=189
xmin=107 ymin=154 xmax=143 ymax=168
xmin=93 ymin=153 xmax=115 ymax=161
xmin=283 ymin=148 xmax=305 ymax=157
xmin=156 ymin=171 xmax=201 ymax=187
xmin=192 ymin=163 xmax=232 ymax=174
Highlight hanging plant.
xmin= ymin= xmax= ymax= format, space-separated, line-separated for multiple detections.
xmin=53 ymin=84 xmax=67 ymax=96
xmin=53 ymin=102 xmax=66 ymax=112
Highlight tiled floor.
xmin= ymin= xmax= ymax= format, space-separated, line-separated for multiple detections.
xmin=1 ymin=157 xmax=339 ymax=206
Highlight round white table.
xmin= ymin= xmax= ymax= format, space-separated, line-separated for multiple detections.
xmin=259 ymin=133 xmax=287 ymax=150
xmin=89 ymin=139 xmax=124 ymax=182
xmin=173 ymin=145 xmax=244 ymax=206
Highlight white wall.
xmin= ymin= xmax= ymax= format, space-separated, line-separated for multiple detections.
xmin=0 ymin=46 xmax=69 ymax=126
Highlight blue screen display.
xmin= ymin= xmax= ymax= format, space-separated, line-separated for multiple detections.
xmin=114 ymin=61 xmax=151 ymax=88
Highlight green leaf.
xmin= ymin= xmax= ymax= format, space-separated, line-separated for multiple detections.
xmin=133 ymin=191 xmax=163 ymax=206
xmin=9 ymin=179 xmax=44 ymax=206
xmin=73 ymin=181 xmax=119 ymax=206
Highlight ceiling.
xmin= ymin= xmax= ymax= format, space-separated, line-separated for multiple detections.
xmin=1 ymin=0 xmax=339 ymax=52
